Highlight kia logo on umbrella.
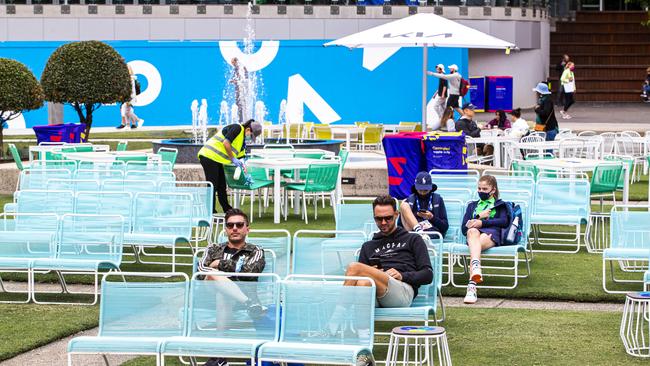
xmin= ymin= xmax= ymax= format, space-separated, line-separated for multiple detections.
xmin=382 ymin=32 xmax=452 ymax=39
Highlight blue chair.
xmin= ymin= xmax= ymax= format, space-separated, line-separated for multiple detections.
xmin=101 ymin=179 xmax=158 ymax=194
xmin=335 ymin=202 xmax=374 ymax=237
xmin=530 ymin=178 xmax=590 ymax=253
xmin=436 ymin=187 xmax=474 ymax=203
xmin=439 ymin=199 xmax=467 ymax=287
xmin=19 ymin=168 xmax=73 ymax=190
xmin=75 ymin=169 xmax=125 ymax=183
xmin=0 ymin=213 xmax=58 ymax=303
xmin=30 ymin=160 xmax=78 ymax=173
xmin=67 ymin=272 xmax=189 ymax=364
xmin=450 ymin=198 xmax=532 ymax=290
xmin=32 ymin=214 xmax=126 ymax=305
xmin=14 ymin=190 xmax=75 ymax=216
xmin=429 ymin=172 xmax=479 ymax=193
xmin=602 ymin=206 xmax=650 ymax=294
xmin=75 ymin=191 xmax=133 ymax=226
xmin=160 ymin=272 xmax=281 ymax=365
xmin=257 ymin=275 xmax=375 ymax=366
xmin=125 ymin=170 xmax=176 ymax=182
xmin=159 ymin=181 xmax=214 ymax=248
xmin=291 ymin=230 xmax=367 ymax=276
xmin=78 ymin=160 xmax=126 ymax=171
xmin=46 ymin=178 xmax=101 ymax=193
xmin=126 ymin=192 xmax=194 ymax=271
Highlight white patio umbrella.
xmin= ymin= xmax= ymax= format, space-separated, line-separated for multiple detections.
xmin=324 ymin=13 xmax=516 ymax=130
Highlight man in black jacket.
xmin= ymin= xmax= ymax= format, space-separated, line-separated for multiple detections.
xmin=343 ymin=194 xmax=433 ymax=308
xmin=456 ymin=103 xmax=493 ymax=155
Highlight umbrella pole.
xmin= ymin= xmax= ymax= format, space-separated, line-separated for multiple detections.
xmin=421 ymin=44 xmax=428 ymax=132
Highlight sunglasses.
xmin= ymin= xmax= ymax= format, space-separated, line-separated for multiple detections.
xmin=374 ymin=215 xmax=395 ymax=223
xmin=226 ymin=222 xmax=247 ymax=229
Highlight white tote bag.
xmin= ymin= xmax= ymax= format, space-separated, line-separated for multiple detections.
xmin=563 ymin=80 xmax=575 ymax=93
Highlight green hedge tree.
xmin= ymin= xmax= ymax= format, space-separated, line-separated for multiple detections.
xmin=41 ymin=41 xmax=132 ymax=139
xmin=0 ymin=58 xmax=44 ymax=159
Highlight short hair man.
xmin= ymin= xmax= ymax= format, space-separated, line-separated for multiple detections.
xmin=343 ymin=194 xmax=433 ymax=308
xmin=200 ymin=208 xmax=265 ymax=366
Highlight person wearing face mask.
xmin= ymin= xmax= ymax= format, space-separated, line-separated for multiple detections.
xmin=560 ymin=62 xmax=576 ymax=119
xmin=460 ymin=175 xmax=509 ymax=304
xmin=198 ymin=119 xmax=263 ymax=213
xmin=399 ymin=171 xmax=449 ymax=237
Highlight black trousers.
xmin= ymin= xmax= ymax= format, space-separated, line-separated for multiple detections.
xmin=563 ymin=92 xmax=575 ymax=112
xmin=199 ymin=155 xmax=232 ymax=214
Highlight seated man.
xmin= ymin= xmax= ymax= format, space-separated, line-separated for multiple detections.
xmin=456 ymin=103 xmax=493 ymax=156
xmin=200 ymin=208 xmax=266 ymax=366
xmin=344 ymin=194 xmax=433 ymax=308
xmin=399 ymin=171 xmax=449 ymax=237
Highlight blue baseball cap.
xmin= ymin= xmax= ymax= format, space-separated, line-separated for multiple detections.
xmin=414 ymin=172 xmax=437 ymax=191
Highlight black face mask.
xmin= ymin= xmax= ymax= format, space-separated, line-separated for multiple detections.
xmin=478 ymin=191 xmax=491 ymax=201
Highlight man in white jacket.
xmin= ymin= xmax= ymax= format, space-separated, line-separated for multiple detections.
xmin=428 ymin=64 xmax=462 ymax=115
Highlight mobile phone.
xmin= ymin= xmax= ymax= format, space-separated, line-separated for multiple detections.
xmin=368 ymin=257 xmax=382 ymax=269
xmin=418 ymin=210 xmax=427 ymax=213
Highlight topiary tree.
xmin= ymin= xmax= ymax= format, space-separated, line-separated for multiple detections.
xmin=0 ymin=58 xmax=44 ymax=159
xmin=626 ymin=0 xmax=650 ymax=25
xmin=41 ymin=41 xmax=132 ymax=139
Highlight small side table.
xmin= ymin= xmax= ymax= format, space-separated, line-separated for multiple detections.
xmin=621 ymin=292 xmax=650 ymax=357
xmin=386 ymin=325 xmax=452 ymax=366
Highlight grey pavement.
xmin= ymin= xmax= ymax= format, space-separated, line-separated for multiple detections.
xmin=444 ymin=297 xmax=623 ymax=312
xmin=477 ymin=102 xmax=650 ymax=133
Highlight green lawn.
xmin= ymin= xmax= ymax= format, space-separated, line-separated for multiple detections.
xmin=123 ymin=306 xmax=644 ymax=366
xmin=0 ymin=304 xmax=98 ymax=361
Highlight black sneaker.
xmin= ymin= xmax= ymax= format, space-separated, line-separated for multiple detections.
xmin=131 ymin=124 xmax=138 ymax=129
xmin=204 ymin=358 xmax=228 ymax=366
xmin=116 ymin=125 xmax=125 ymax=129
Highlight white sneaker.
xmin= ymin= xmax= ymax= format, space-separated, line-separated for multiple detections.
xmin=137 ymin=119 xmax=144 ymax=128
xmin=464 ymin=285 xmax=477 ymax=304
xmin=564 ymin=113 xmax=572 ymax=119
xmin=470 ymin=264 xmax=483 ymax=284
xmin=559 ymin=110 xmax=566 ymax=117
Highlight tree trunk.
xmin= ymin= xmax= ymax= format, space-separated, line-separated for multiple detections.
xmin=84 ymin=110 xmax=93 ymax=141
xmin=72 ymin=103 xmax=91 ymax=142
xmin=0 ymin=125 xmax=4 ymax=160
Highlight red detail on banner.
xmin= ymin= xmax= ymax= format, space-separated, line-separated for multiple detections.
xmin=388 ymin=157 xmax=407 ymax=175
xmin=50 ymin=135 xmax=62 ymax=142
xmin=388 ymin=176 xmax=403 ymax=186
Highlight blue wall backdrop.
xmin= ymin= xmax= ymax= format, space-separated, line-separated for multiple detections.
xmin=0 ymin=40 xmax=468 ymax=128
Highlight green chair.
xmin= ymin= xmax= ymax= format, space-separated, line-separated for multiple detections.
xmin=224 ymin=164 xmax=275 ymax=222
xmin=590 ymin=163 xmax=623 ymax=212
xmin=8 ymin=143 xmax=25 ymax=171
xmin=285 ymin=163 xmax=340 ymax=224
xmin=282 ymin=152 xmax=327 ymax=180
xmin=511 ymin=160 xmax=539 ymax=180
xmin=74 ymin=146 xmax=94 ymax=153
xmin=117 ymin=141 xmax=128 ymax=151
xmin=116 ymin=155 xmax=148 ymax=163
xmin=158 ymin=148 xmax=178 ymax=169
xmin=605 ymin=155 xmax=634 ymax=190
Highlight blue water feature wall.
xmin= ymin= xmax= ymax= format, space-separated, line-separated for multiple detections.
xmin=1 ymin=40 xmax=468 ymax=128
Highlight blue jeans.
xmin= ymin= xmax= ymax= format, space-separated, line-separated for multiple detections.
xmin=546 ymin=129 xmax=558 ymax=141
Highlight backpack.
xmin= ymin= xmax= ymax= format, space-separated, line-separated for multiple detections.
xmin=502 ymin=201 xmax=524 ymax=246
xmin=459 ymin=78 xmax=470 ymax=97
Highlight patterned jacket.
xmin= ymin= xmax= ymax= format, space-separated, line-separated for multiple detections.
xmin=200 ymin=242 xmax=265 ymax=281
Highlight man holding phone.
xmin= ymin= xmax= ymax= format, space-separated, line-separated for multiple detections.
xmin=343 ymin=194 xmax=433 ymax=308
xmin=399 ymin=171 xmax=449 ymax=237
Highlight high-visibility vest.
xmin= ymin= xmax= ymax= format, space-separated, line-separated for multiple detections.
xmin=197 ymin=125 xmax=246 ymax=164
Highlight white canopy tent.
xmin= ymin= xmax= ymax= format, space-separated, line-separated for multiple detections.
xmin=324 ymin=13 xmax=516 ymax=130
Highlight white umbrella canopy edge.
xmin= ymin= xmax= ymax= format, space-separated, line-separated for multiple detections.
xmin=324 ymin=13 xmax=516 ymax=129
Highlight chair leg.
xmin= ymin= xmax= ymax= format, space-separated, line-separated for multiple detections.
xmin=303 ymin=193 xmax=308 ymax=224
xmin=250 ymin=191 xmax=254 ymax=222
xmin=258 ymin=189 xmax=262 ymax=218
xmin=314 ymin=194 xmax=318 ymax=221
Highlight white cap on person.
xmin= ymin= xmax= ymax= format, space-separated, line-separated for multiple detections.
xmin=448 ymin=64 xmax=459 ymax=71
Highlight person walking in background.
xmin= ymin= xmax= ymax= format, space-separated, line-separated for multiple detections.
xmin=560 ymin=62 xmax=576 ymax=119
xmin=555 ymin=54 xmax=570 ymax=106
xmin=432 ymin=64 xmax=448 ymax=120
xmin=429 ymin=64 xmax=462 ymax=115
xmin=641 ymin=66 xmax=650 ymax=102
xmin=117 ymin=65 xmax=143 ymax=129
xmin=484 ymin=109 xmax=511 ymax=130
xmin=533 ymin=82 xmax=559 ymax=141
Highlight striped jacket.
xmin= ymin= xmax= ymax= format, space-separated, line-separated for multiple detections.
xmin=200 ymin=242 xmax=265 ymax=281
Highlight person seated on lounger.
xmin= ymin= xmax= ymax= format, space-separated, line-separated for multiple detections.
xmin=343 ymin=194 xmax=433 ymax=308
xmin=460 ymin=175 xmax=509 ymax=305
xmin=398 ymin=171 xmax=449 ymax=238
xmin=200 ymin=208 xmax=265 ymax=366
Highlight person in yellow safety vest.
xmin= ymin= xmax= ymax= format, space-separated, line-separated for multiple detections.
xmin=198 ymin=119 xmax=263 ymax=213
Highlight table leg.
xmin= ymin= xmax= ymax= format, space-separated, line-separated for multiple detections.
xmin=293 ymin=168 xmax=300 ymax=215
xmin=623 ymin=163 xmax=630 ymax=206
xmin=494 ymin=140 xmax=502 ymax=168
xmin=345 ymin=131 xmax=350 ymax=151
xmin=273 ymin=168 xmax=281 ymax=224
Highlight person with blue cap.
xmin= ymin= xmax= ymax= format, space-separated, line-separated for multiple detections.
xmin=399 ymin=171 xmax=449 ymax=237
xmin=532 ymin=82 xmax=559 ymax=141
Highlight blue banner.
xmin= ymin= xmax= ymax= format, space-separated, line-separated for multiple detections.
xmin=0 ymin=40 xmax=468 ymax=128
xmin=382 ymin=132 xmax=426 ymax=200
xmin=423 ymin=131 xmax=467 ymax=171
